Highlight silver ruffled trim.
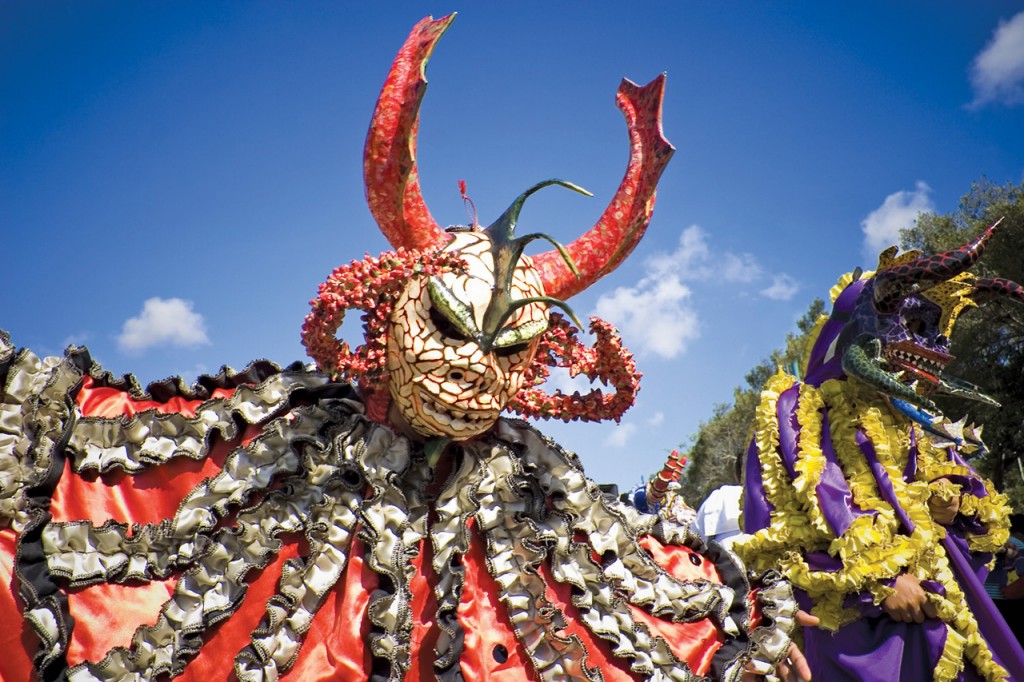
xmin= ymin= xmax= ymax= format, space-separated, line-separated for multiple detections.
xmin=2 ymin=332 xmax=798 ymax=681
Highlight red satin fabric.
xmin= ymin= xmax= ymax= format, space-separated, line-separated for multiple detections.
xmin=0 ymin=378 xmax=728 ymax=680
xmin=632 ymin=536 xmax=724 ymax=673
xmin=1 ymin=529 xmax=37 ymax=678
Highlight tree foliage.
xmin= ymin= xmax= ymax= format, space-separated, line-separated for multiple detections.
xmin=673 ymin=178 xmax=1024 ymax=511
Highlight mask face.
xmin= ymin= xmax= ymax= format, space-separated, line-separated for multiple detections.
xmin=847 ymin=283 xmax=953 ymax=389
xmin=385 ymin=232 xmax=548 ymax=439
xmin=878 ymin=293 xmax=952 ymax=380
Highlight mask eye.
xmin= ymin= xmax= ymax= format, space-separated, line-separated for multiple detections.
xmin=494 ymin=342 xmax=531 ymax=358
xmin=493 ymin=319 xmax=547 ymax=348
xmin=427 ymin=276 xmax=479 ymax=341
xmin=905 ymin=318 xmax=925 ymax=337
xmin=429 ymin=306 xmax=471 ymax=342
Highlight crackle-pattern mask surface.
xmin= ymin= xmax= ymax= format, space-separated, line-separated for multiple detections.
xmin=294 ymin=12 xmax=677 ymax=437
xmin=386 ymin=231 xmax=548 ymax=439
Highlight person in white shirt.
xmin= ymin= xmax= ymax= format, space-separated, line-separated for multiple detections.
xmin=693 ymin=453 xmax=746 ymax=550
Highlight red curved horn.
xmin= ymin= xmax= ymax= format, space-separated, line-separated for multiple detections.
xmin=874 ymin=217 xmax=1004 ymax=314
xmin=363 ymin=15 xmax=454 ymax=251
xmin=532 ymin=75 xmax=675 ymax=300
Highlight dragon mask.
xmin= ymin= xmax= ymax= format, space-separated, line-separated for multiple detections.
xmin=814 ymin=218 xmax=1024 ymax=417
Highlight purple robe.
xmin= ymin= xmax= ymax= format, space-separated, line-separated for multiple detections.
xmin=740 ymin=279 xmax=1024 ymax=681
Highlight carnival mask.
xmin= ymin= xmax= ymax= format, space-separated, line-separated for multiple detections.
xmin=303 ymin=14 xmax=675 ymax=441
xmin=385 ymin=231 xmax=547 ymax=439
xmin=836 ymin=218 xmax=1024 ymax=412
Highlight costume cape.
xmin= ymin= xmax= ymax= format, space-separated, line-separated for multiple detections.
xmin=0 ymin=332 xmax=794 ymax=681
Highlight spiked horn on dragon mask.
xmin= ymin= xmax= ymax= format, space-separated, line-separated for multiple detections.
xmin=303 ymin=14 xmax=673 ymax=440
xmin=827 ymin=217 xmax=1023 ymax=423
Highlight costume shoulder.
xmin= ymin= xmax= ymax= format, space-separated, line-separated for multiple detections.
xmin=0 ymin=334 xmax=796 ymax=681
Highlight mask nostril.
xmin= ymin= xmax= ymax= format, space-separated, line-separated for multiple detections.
xmin=450 ymin=371 xmax=464 ymax=382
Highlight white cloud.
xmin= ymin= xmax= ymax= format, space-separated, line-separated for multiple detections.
xmin=720 ymin=252 xmax=763 ymax=283
xmin=595 ymin=225 xmax=798 ymax=358
xmin=969 ymin=11 xmax=1024 ymax=108
xmin=117 ymin=297 xmax=210 ymax=352
xmin=760 ymin=274 xmax=799 ymax=301
xmin=648 ymin=225 xmax=761 ymax=283
xmin=597 ymin=226 xmax=705 ymax=359
xmin=595 ymin=276 xmax=699 ymax=358
xmin=647 ymin=225 xmax=708 ymax=277
xmin=647 ymin=411 xmax=665 ymax=427
xmin=861 ymin=182 xmax=935 ymax=259
xmin=606 ymin=422 xmax=637 ymax=448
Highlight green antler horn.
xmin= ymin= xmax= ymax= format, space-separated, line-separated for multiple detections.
xmin=478 ymin=180 xmax=591 ymax=350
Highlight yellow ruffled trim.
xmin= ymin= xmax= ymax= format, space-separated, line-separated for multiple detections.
xmin=866 ymin=578 xmax=896 ymax=605
xmin=915 ymin=438 xmax=1012 ymax=555
xmin=934 ymin=623 xmax=967 ymax=682
xmin=793 ymin=383 xmax=830 ymax=536
xmin=736 ymin=372 xmax=1013 ymax=678
xmin=928 ymin=477 xmax=962 ymax=504
xmin=919 ymin=544 xmax=1009 ymax=681
xmin=739 ymin=375 xmax=933 ymax=630
xmin=739 ymin=372 xmax=831 ymax=570
xmin=800 ymin=313 xmax=830 ymax=378
xmin=917 ymin=459 xmax=978 ymax=483
xmin=964 ymin=489 xmax=1010 ymax=554
xmin=834 ymin=387 xmax=1009 ymax=679
xmin=739 ymin=372 xmax=829 ymax=574
xmin=828 ymin=271 xmax=874 ymax=305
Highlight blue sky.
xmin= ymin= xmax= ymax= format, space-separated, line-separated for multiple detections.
xmin=3 ymin=2 xmax=1024 ymax=490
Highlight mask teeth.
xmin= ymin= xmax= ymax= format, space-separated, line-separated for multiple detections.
xmin=842 ymin=336 xmax=938 ymax=412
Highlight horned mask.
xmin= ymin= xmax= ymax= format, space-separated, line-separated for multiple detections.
xmin=828 ymin=217 xmax=1024 ymax=413
xmin=303 ymin=14 xmax=674 ymax=441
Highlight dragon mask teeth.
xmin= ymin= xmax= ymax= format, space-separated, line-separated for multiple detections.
xmin=831 ymin=217 xmax=1020 ymax=416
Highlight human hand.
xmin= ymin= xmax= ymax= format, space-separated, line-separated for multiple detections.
xmin=740 ymin=643 xmax=813 ymax=682
xmin=882 ymin=573 xmax=938 ymax=623
xmin=775 ymin=642 xmax=813 ymax=681
xmin=928 ymin=478 xmax=961 ymax=525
